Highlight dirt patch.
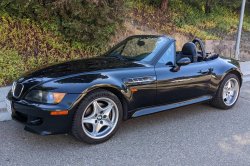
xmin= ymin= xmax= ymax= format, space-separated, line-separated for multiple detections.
xmin=119 ymin=22 xmax=250 ymax=60
xmin=112 ymin=21 xmax=192 ymax=51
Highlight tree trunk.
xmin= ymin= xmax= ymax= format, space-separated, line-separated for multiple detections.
xmin=161 ymin=0 xmax=168 ymax=12
xmin=205 ymin=0 xmax=212 ymax=13
xmin=237 ymin=6 xmax=241 ymax=15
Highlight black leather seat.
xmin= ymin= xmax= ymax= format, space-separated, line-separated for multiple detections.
xmin=181 ymin=43 xmax=198 ymax=63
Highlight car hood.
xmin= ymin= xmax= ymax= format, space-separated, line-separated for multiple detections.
xmin=16 ymin=57 xmax=145 ymax=91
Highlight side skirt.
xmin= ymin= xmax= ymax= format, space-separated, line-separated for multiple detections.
xmin=132 ymin=96 xmax=212 ymax=117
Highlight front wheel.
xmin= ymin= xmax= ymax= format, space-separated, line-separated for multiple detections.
xmin=210 ymin=73 xmax=240 ymax=109
xmin=72 ymin=89 xmax=123 ymax=144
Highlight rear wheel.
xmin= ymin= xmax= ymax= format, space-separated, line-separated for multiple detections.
xmin=72 ymin=89 xmax=123 ymax=144
xmin=210 ymin=73 xmax=240 ymax=109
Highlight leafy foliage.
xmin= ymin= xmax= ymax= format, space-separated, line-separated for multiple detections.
xmin=0 ymin=0 xmax=127 ymax=45
xmin=1 ymin=0 xmax=250 ymax=86
xmin=0 ymin=14 xmax=122 ymax=86
xmin=0 ymin=0 xmax=128 ymax=86
xmin=0 ymin=49 xmax=25 ymax=86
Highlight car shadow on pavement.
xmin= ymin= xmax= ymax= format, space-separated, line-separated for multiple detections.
xmin=3 ymin=101 xmax=220 ymax=146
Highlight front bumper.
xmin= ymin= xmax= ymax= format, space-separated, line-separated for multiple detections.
xmin=7 ymin=92 xmax=83 ymax=135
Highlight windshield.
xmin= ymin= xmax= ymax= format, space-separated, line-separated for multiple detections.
xmin=103 ymin=36 xmax=169 ymax=62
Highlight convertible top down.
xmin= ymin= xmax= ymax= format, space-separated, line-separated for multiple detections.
xmin=6 ymin=35 xmax=242 ymax=144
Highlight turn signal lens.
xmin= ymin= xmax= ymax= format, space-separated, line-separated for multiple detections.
xmin=53 ymin=93 xmax=66 ymax=103
xmin=50 ymin=111 xmax=68 ymax=115
xmin=25 ymin=90 xmax=66 ymax=104
xmin=131 ymin=89 xmax=137 ymax=92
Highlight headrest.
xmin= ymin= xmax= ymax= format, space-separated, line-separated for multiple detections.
xmin=182 ymin=43 xmax=197 ymax=56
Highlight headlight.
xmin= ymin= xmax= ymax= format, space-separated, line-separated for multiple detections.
xmin=25 ymin=90 xmax=66 ymax=104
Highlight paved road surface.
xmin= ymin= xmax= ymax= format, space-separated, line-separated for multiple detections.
xmin=0 ymin=82 xmax=250 ymax=166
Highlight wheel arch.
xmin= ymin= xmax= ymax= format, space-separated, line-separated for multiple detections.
xmin=210 ymin=68 xmax=242 ymax=109
xmin=222 ymin=69 xmax=243 ymax=87
xmin=100 ymin=87 xmax=129 ymax=121
xmin=82 ymin=84 xmax=129 ymax=121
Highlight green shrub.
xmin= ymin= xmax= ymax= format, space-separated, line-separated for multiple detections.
xmin=0 ymin=49 xmax=26 ymax=86
xmin=0 ymin=0 xmax=127 ymax=45
xmin=0 ymin=16 xmax=103 ymax=86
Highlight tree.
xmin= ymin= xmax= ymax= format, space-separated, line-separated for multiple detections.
xmin=205 ymin=0 xmax=212 ymax=13
xmin=161 ymin=0 xmax=168 ymax=12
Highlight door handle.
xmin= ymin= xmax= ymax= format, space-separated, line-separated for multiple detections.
xmin=200 ymin=69 xmax=209 ymax=74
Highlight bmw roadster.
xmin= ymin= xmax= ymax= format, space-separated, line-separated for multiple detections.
xmin=6 ymin=35 xmax=242 ymax=144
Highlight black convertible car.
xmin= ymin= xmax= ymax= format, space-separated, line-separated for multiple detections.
xmin=6 ymin=35 xmax=242 ymax=144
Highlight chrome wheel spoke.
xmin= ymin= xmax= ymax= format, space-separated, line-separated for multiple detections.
xmin=82 ymin=116 xmax=96 ymax=125
xmin=102 ymin=119 xmax=114 ymax=128
xmin=92 ymin=123 xmax=102 ymax=136
xmin=224 ymin=82 xmax=229 ymax=90
xmin=231 ymin=81 xmax=235 ymax=88
xmin=227 ymin=80 xmax=232 ymax=89
xmin=223 ymin=93 xmax=227 ymax=100
xmin=103 ymin=104 xmax=113 ymax=117
xmin=93 ymin=100 xmax=105 ymax=114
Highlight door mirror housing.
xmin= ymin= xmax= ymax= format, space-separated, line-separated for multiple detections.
xmin=177 ymin=58 xmax=191 ymax=66
xmin=171 ymin=57 xmax=191 ymax=72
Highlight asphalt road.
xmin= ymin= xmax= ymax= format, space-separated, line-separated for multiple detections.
xmin=1 ymin=82 xmax=250 ymax=166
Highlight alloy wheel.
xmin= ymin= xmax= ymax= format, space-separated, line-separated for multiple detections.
xmin=81 ymin=97 xmax=119 ymax=139
xmin=222 ymin=78 xmax=239 ymax=106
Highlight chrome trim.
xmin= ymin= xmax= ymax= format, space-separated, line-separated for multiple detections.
xmin=123 ymin=76 xmax=156 ymax=85
xmin=133 ymin=96 xmax=212 ymax=117
xmin=13 ymin=83 xmax=24 ymax=98
xmin=11 ymin=82 xmax=17 ymax=93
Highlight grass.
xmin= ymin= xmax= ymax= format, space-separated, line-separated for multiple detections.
xmin=1 ymin=0 xmax=250 ymax=86
xmin=129 ymin=0 xmax=250 ymax=39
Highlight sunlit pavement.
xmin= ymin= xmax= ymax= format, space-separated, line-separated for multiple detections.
xmin=241 ymin=61 xmax=250 ymax=83
xmin=0 ymin=82 xmax=250 ymax=165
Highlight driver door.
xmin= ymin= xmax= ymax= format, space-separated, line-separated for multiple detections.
xmin=155 ymin=42 xmax=212 ymax=106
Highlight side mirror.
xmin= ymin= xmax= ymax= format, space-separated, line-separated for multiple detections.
xmin=177 ymin=57 xmax=191 ymax=66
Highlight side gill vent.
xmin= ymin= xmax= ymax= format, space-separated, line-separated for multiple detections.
xmin=125 ymin=76 xmax=156 ymax=85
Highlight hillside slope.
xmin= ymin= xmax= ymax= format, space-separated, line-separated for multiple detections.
xmin=1 ymin=1 xmax=250 ymax=86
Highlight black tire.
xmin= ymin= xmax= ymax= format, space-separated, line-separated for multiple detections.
xmin=210 ymin=73 xmax=240 ymax=109
xmin=72 ymin=89 xmax=123 ymax=144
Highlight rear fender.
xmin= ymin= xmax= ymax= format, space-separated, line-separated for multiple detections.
xmin=207 ymin=58 xmax=243 ymax=96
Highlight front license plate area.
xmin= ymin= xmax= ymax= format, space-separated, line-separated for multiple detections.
xmin=5 ymin=98 xmax=12 ymax=114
